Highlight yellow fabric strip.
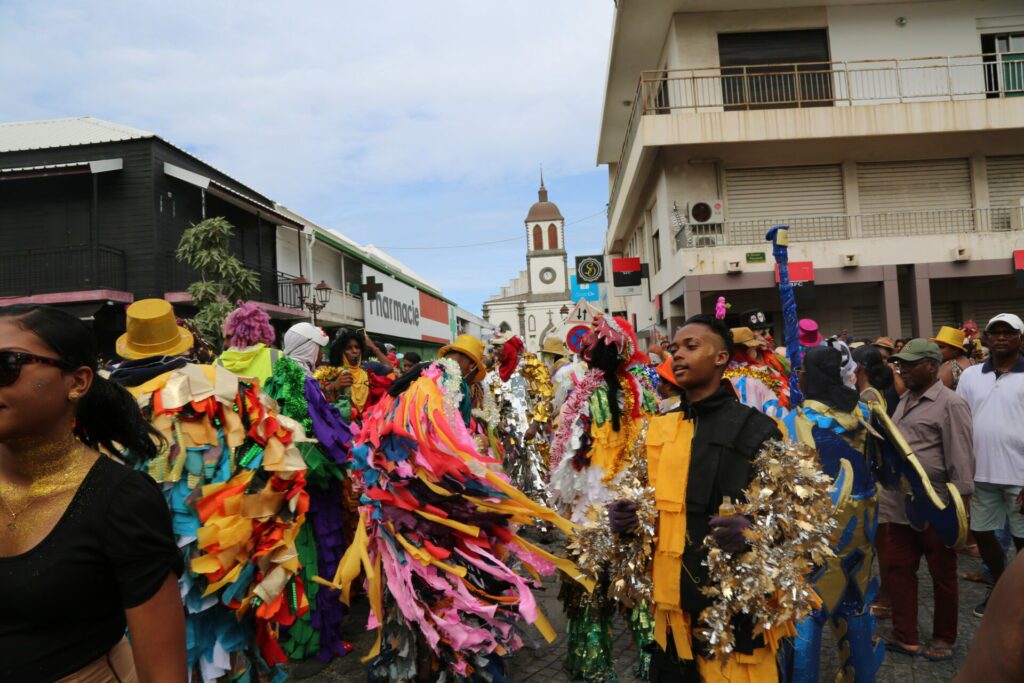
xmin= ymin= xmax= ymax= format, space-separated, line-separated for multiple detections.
xmin=413 ymin=508 xmax=481 ymax=537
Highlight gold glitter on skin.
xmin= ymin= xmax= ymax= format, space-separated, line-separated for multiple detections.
xmin=0 ymin=433 xmax=98 ymax=556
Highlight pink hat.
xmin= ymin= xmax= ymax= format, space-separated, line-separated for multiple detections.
xmin=798 ymin=318 xmax=823 ymax=347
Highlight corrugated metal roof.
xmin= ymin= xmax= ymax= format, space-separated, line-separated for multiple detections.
xmin=0 ymin=117 xmax=154 ymax=153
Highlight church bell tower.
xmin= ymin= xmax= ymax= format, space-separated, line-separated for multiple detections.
xmin=525 ymin=172 xmax=569 ymax=296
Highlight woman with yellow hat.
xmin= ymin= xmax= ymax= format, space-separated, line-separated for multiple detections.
xmin=931 ymin=326 xmax=973 ymax=390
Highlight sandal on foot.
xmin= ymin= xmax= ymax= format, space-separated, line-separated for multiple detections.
xmin=924 ymin=643 xmax=956 ymax=661
xmin=880 ymin=632 xmax=921 ymax=657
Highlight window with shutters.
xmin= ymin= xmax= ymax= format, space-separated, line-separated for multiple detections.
xmin=532 ymin=225 xmax=543 ymax=251
xmin=548 ymin=224 xmax=558 ymax=250
xmin=987 ymin=156 xmax=1024 ymax=231
xmin=652 ymin=231 xmax=662 ymax=273
xmin=856 ymin=159 xmax=973 ymax=236
xmin=718 ymin=30 xmax=832 ymax=111
xmin=724 ymin=165 xmax=846 ymax=243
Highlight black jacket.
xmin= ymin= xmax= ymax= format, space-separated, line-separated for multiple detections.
xmin=651 ymin=384 xmax=781 ymax=679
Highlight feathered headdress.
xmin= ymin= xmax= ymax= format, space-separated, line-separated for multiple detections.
xmin=584 ymin=314 xmax=646 ymax=366
xmin=223 ymin=301 xmax=276 ymax=350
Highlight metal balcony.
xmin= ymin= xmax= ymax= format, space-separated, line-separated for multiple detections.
xmin=611 ymin=52 xmax=1024 ymax=219
xmin=0 ymin=245 xmax=126 ymax=297
xmin=674 ymin=206 xmax=1021 ymax=250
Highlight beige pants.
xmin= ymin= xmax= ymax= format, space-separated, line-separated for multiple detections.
xmin=56 ymin=637 xmax=138 ymax=683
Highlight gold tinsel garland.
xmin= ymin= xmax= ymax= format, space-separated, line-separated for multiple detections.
xmin=698 ymin=440 xmax=835 ymax=661
xmin=519 ymin=353 xmax=553 ymax=426
xmin=723 ymin=363 xmax=784 ymax=396
xmin=601 ymin=374 xmax=638 ymax=484
xmin=568 ymin=420 xmax=655 ymax=609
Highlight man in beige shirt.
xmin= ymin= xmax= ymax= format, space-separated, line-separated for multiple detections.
xmin=881 ymin=339 xmax=975 ymax=661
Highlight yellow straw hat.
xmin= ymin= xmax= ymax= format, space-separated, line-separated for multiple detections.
xmin=438 ymin=334 xmax=486 ymax=383
xmin=116 ymin=299 xmax=194 ymax=360
xmin=541 ymin=336 xmax=570 ymax=358
xmin=930 ymin=326 xmax=966 ymax=352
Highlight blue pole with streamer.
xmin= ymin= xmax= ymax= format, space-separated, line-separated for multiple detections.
xmin=766 ymin=225 xmax=803 ymax=405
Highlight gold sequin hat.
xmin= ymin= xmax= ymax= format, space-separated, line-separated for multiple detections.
xmin=116 ymin=299 xmax=194 ymax=360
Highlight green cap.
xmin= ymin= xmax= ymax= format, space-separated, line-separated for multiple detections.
xmin=892 ymin=338 xmax=942 ymax=363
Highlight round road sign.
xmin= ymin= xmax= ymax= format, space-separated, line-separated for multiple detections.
xmin=566 ymin=325 xmax=591 ymax=353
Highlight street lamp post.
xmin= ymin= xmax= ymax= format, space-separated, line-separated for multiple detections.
xmin=292 ymin=276 xmax=332 ymax=326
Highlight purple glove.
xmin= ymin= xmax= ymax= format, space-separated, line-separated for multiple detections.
xmin=709 ymin=515 xmax=753 ymax=553
xmin=607 ymin=499 xmax=638 ymax=535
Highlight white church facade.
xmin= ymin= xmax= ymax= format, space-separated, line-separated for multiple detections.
xmin=482 ymin=177 xmax=573 ymax=352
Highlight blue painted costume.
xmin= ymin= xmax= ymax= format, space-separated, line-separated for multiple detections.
xmin=783 ymin=400 xmax=885 ymax=683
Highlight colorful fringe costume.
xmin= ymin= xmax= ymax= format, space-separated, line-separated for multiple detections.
xmin=117 ymin=363 xmax=309 ymax=682
xmin=549 ymin=316 xmax=655 ymax=683
xmin=264 ymin=356 xmax=354 ymax=663
xmin=316 ymin=358 xmax=593 ymax=681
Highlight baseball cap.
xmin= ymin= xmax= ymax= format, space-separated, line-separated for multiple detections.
xmin=891 ymin=338 xmax=942 ymax=363
xmin=986 ymin=313 xmax=1024 ymax=334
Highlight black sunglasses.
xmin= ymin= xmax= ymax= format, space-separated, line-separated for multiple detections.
xmin=0 ymin=351 xmax=74 ymax=387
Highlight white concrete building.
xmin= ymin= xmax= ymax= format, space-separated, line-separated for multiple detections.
xmin=599 ymin=0 xmax=1024 ymax=341
xmin=483 ymin=178 xmax=574 ymax=351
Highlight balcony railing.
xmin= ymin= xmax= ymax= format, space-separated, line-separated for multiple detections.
xmin=0 ymin=245 xmax=126 ymax=297
xmin=674 ymin=206 xmax=1020 ymax=250
xmin=167 ymin=252 xmax=301 ymax=310
xmin=610 ymin=52 xmax=1024 ymax=217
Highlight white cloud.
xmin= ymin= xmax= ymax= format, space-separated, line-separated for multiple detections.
xmin=0 ymin=0 xmax=615 ymax=313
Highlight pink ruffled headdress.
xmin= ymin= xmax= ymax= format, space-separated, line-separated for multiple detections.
xmin=223 ymin=301 xmax=276 ymax=350
xmin=583 ymin=314 xmax=646 ymax=366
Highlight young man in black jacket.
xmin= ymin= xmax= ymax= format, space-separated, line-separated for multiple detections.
xmin=610 ymin=314 xmax=782 ymax=683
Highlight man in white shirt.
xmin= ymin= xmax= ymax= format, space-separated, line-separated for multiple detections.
xmin=956 ymin=313 xmax=1024 ymax=617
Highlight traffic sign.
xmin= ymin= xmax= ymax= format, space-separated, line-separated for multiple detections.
xmin=565 ymin=299 xmax=601 ymax=326
xmin=566 ymin=325 xmax=591 ymax=353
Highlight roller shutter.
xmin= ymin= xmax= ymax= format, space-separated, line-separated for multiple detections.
xmin=900 ymin=305 xmax=912 ymax=340
xmin=931 ymin=302 xmax=959 ymax=332
xmin=857 ymin=159 xmax=973 ymax=236
xmin=974 ymin=299 xmax=1024 ymax=326
xmin=987 ymin=156 xmax=1024 ymax=231
xmin=725 ymin=165 xmax=846 ymax=243
xmin=852 ymin=306 xmax=882 ymax=339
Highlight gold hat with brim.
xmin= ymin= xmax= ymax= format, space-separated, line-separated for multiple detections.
xmin=930 ymin=326 xmax=967 ymax=352
xmin=438 ymin=334 xmax=486 ymax=383
xmin=729 ymin=326 xmax=760 ymax=347
xmin=542 ymin=336 xmax=570 ymax=357
xmin=116 ymin=299 xmax=194 ymax=360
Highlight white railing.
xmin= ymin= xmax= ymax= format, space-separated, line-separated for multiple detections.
xmin=610 ymin=52 xmax=1024 ymax=218
xmin=643 ymin=52 xmax=1023 ymax=114
xmin=673 ymin=207 xmax=1020 ymax=250
xmin=320 ymin=290 xmax=364 ymax=322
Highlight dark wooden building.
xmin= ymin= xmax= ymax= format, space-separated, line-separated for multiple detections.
xmin=0 ymin=117 xmax=306 ymax=349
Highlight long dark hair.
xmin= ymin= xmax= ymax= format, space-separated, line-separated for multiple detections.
xmin=0 ymin=305 xmax=163 ymax=458
xmin=330 ymin=328 xmax=366 ymax=367
xmin=852 ymin=345 xmax=893 ymax=393
xmin=589 ymin=340 xmax=623 ymax=432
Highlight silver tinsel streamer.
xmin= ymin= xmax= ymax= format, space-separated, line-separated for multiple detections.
xmin=698 ymin=440 xmax=836 ymax=661
xmin=488 ymin=370 xmax=549 ymax=504
xmin=568 ymin=420 xmax=656 ymax=608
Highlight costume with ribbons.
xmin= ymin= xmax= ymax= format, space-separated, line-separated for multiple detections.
xmin=645 ymin=388 xmax=783 ymax=683
xmin=264 ymin=355 xmax=354 ymax=663
xmin=782 ymin=400 xmax=884 ymax=683
xmin=116 ymin=363 xmax=309 ymax=683
xmin=549 ymin=316 xmax=653 ymax=683
xmin=315 ymin=358 xmax=593 ymax=681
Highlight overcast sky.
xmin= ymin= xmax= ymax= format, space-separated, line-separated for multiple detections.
xmin=0 ymin=1 xmax=615 ymax=315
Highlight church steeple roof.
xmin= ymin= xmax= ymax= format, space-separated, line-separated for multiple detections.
xmin=526 ymin=168 xmax=563 ymax=222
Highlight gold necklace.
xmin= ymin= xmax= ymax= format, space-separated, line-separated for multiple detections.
xmin=0 ymin=439 xmax=84 ymax=532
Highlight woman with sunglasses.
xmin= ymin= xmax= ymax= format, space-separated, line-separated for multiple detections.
xmin=0 ymin=305 xmax=185 ymax=683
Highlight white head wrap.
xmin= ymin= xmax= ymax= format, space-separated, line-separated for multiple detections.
xmin=283 ymin=322 xmax=329 ymax=374
xmin=826 ymin=337 xmax=858 ymax=389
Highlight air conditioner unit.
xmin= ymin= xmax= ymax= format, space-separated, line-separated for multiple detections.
xmin=951 ymin=247 xmax=970 ymax=262
xmin=689 ymin=233 xmax=724 ymax=249
xmin=726 ymin=260 xmax=743 ymax=273
xmin=689 ymin=199 xmax=725 ymax=224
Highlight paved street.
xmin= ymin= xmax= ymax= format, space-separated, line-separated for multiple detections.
xmin=299 ymin=539 xmax=990 ymax=682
